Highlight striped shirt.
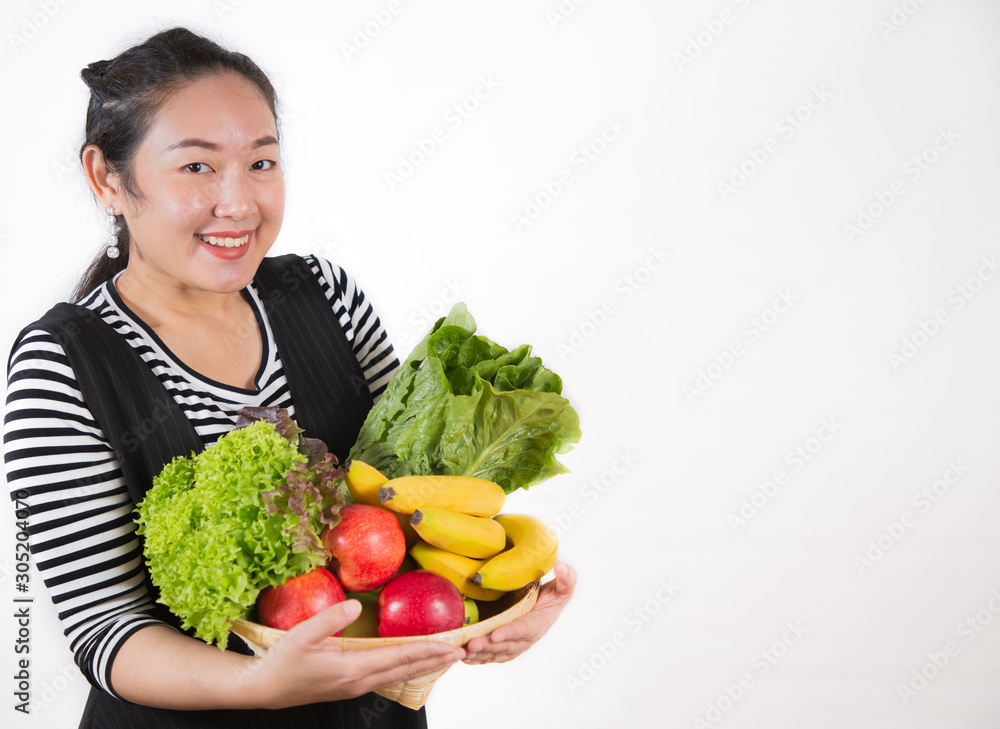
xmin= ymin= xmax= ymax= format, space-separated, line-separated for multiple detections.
xmin=3 ymin=255 xmax=398 ymax=697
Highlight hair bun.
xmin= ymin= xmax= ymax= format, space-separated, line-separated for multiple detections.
xmin=80 ymin=59 xmax=112 ymax=93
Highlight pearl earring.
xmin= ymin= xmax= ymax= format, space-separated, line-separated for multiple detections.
xmin=106 ymin=207 xmax=120 ymax=259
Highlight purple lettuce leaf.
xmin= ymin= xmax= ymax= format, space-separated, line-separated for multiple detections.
xmin=234 ymin=406 xmax=305 ymax=442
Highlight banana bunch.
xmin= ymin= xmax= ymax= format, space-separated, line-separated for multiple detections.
xmin=470 ymin=514 xmax=559 ymax=592
xmin=345 ymin=461 xmax=558 ymax=598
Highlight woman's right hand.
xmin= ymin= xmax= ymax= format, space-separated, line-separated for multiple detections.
xmin=109 ymin=599 xmax=463 ymax=711
xmin=243 ymin=599 xmax=466 ymax=709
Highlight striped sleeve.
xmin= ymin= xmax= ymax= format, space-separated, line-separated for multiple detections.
xmin=4 ymin=329 xmax=169 ymax=697
xmin=310 ymin=256 xmax=400 ymax=399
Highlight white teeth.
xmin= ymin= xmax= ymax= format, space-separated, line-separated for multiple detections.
xmin=197 ymin=234 xmax=249 ymax=248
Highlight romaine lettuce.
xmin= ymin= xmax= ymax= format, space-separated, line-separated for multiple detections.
xmin=349 ymin=303 xmax=580 ymax=493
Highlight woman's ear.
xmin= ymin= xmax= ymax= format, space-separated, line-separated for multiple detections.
xmin=81 ymin=145 xmax=120 ymax=211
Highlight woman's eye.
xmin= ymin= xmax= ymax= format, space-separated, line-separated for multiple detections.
xmin=251 ymin=159 xmax=277 ymax=171
xmin=184 ymin=162 xmax=211 ymax=173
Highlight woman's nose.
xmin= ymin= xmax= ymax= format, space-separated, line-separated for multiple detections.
xmin=213 ymin=171 xmax=254 ymax=220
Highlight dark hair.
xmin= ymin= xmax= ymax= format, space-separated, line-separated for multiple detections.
xmin=71 ymin=27 xmax=279 ymax=302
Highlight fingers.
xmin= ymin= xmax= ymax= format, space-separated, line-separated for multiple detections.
xmin=464 ymin=635 xmax=490 ymax=655
xmin=348 ymin=642 xmax=464 ymax=693
xmin=488 ymin=616 xmax=535 ymax=644
xmin=463 ymin=624 xmax=533 ymax=665
xmin=463 ymin=563 xmax=578 ymax=665
xmin=287 ymin=600 xmax=362 ymax=645
xmin=255 ymin=630 xmax=464 ymax=707
xmin=551 ymin=561 xmax=577 ymax=599
xmin=462 ymin=640 xmax=528 ymax=665
xmin=531 ymin=562 xmax=577 ymax=611
xmin=488 ymin=563 xmax=576 ymax=643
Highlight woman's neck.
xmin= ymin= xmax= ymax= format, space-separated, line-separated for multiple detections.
xmin=114 ymin=264 xmax=246 ymax=329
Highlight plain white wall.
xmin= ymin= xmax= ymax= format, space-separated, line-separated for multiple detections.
xmin=2 ymin=1 xmax=1000 ymax=727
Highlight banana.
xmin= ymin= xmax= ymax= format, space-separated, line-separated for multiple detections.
xmin=379 ymin=475 xmax=506 ymax=516
xmin=473 ymin=514 xmax=558 ymax=591
xmin=343 ymin=460 xmax=419 ymax=545
xmin=343 ymin=460 xmax=388 ymax=506
xmin=409 ymin=540 xmax=506 ymax=601
xmin=410 ymin=507 xmax=506 ymax=559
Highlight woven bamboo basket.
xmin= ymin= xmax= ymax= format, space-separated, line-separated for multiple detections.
xmin=231 ymin=579 xmax=539 ymax=710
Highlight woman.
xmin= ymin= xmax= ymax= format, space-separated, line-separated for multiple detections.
xmin=4 ymin=27 xmax=575 ymax=728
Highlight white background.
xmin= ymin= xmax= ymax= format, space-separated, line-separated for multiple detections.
xmin=2 ymin=1 xmax=1000 ymax=727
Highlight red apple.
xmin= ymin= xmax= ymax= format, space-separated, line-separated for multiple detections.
xmin=258 ymin=567 xmax=346 ymax=633
xmin=322 ymin=504 xmax=406 ymax=592
xmin=377 ymin=569 xmax=465 ymax=637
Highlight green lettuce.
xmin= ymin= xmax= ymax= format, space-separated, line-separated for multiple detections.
xmin=136 ymin=415 xmax=348 ymax=649
xmin=349 ymin=303 xmax=581 ymax=493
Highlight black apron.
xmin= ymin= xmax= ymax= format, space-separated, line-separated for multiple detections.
xmin=12 ymin=255 xmax=425 ymax=729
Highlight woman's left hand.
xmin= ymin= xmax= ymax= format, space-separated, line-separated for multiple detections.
xmin=462 ymin=561 xmax=577 ymax=665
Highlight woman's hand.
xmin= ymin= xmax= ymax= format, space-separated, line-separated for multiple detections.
xmin=111 ymin=601 xmax=464 ymax=711
xmin=461 ymin=561 xmax=577 ymax=665
xmin=245 ymin=600 xmax=465 ymax=709
xmin=112 ymin=564 xmax=573 ymax=711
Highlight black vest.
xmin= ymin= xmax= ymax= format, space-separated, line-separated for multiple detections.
xmin=12 ymin=255 xmax=424 ymax=729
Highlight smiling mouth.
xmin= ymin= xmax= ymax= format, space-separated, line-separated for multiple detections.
xmin=196 ymin=233 xmax=250 ymax=248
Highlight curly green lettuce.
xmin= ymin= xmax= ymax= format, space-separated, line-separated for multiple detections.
xmin=136 ymin=416 xmax=347 ymax=649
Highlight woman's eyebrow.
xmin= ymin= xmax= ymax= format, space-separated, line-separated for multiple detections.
xmin=167 ymin=135 xmax=278 ymax=151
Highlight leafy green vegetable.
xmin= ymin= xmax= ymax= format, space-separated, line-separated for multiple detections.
xmin=349 ymin=303 xmax=581 ymax=493
xmin=136 ymin=416 xmax=348 ymax=649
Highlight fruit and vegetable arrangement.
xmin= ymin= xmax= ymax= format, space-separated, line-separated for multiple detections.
xmin=135 ymin=303 xmax=579 ymax=651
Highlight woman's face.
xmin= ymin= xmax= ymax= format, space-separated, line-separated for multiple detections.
xmin=117 ymin=72 xmax=285 ymax=295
